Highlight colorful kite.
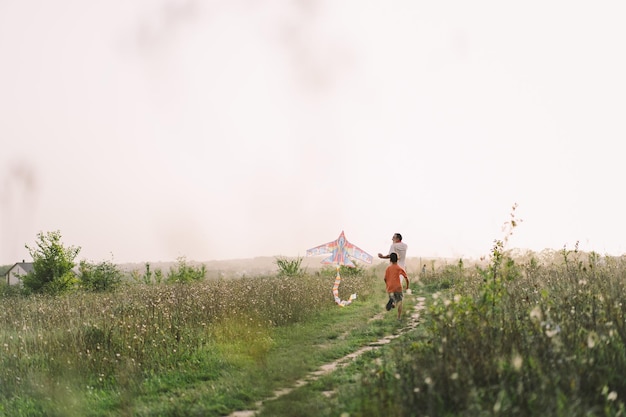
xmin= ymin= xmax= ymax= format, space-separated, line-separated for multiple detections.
xmin=306 ymin=231 xmax=373 ymax=307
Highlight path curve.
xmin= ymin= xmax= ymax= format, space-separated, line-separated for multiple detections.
xmin=228 ymin=295 xmax=427 ymax=417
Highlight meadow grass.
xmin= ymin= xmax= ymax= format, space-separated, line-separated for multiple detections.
xmin=0 ymin=267 xmax=393 ymax=417
xmin=283 ymin=251 xmax=626 ymax=417
xmin=7 ymin=249 xmax=626 ymax=417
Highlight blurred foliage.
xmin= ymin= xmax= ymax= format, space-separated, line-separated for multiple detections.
xmin=0 ymin=282 xmax=23 ymax=298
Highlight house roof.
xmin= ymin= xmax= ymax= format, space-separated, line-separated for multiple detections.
xmin=7 ymin=262 xmax=34 ymax=275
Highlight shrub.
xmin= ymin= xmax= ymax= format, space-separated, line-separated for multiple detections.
xmin=166 ymin=257 xmax=207 ymax=283
xmin=22 ymin=230 xmax=80 ymax=295
xmin=275 ymin=256 xmax=306 ymax=277
xmin=79 ymin=259 xmax=123 ymax=292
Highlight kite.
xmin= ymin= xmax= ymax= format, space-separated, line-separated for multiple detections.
xmin=306 ymin=231 xmax=373 ymax=307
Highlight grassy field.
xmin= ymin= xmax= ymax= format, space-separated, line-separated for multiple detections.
xmin=3 ymin=248 xmax=626 ymax=417
xmin=0 ymin=263 xmax=403 ymax=417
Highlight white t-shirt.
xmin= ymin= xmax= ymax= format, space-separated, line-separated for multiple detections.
xmin=388 ymin=242 xmax=408 ymax=269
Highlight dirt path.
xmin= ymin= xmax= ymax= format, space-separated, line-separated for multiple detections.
xmin=228 ymin=295 xmax=427 ymax=417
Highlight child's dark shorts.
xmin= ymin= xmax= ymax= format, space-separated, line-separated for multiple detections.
xmin=389 ymin=292 xmax=403 ymax=303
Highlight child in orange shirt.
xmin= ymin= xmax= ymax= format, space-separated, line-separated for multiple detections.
xmin=384 ymin=252 xmax=410 ymax=320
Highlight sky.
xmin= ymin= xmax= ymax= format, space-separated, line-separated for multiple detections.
xmin=1 ymin=0 xmax=625 ymax=266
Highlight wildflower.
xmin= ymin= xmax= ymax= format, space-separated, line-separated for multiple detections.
xmin=529 ymin=306 xmax=542 ymax=322
xmin=587 ymin=332 xmax=599 ymax=349
xmin=608 ymin=391 xmax=618 ymax=401
xmin=425 ymin=377 xmax=433 ymax=385
xmin=451 ymin=372 xmax=458 ymax=380
xmin=512 ymin=354 xmax=523 ymax=371
xmin=493 ymin=400 xmax=502 ymax=413
xmin=545 ymin=324 xmax=561 ymax=338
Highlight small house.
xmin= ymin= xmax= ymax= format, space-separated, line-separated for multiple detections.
xmin=5 ymin=261 xmax=34 ymax=285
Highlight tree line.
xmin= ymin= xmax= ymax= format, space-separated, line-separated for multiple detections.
xmin=5 ymin=230 xmax=207 ymax=295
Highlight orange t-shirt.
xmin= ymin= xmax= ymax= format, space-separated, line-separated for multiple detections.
xmin=384 ymin=263 xmax=407 ymax=293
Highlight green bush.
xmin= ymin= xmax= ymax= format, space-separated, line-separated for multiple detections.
xmin=275 ymin=256 xmax=306 ymax=277
xmin=166 ymin=257 xmax=206 ymax=283
xmin=79 ymin=259 xmax=123 ymax=292
xmin=21 ymin=230 xmax=80 ymax=295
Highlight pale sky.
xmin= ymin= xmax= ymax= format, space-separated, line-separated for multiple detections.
xmin=1 ymin=0 xmax=625 ymax=266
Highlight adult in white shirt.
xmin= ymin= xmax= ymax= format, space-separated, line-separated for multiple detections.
xmin=378 ymin=233 xmax=408 ymax=269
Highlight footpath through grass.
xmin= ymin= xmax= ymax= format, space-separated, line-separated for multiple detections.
xmin=127 ymin=294 xmax=410 ymax=417
xmin=256 ymin=291 xmax=428 ymax=417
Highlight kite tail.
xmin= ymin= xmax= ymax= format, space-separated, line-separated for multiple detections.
xmin=332 ymin=265 xmax=357 ymax=307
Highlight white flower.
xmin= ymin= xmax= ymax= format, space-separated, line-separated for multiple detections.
xmin=530 ymin=306 xmax=542 ymax=322
xmin=587 ymin=332 xmax=599 ymax=349
xmin=493 ymin=400 xmax=502 ymax=413
xmin=545 ymin=325 xmax=561 ymax=338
